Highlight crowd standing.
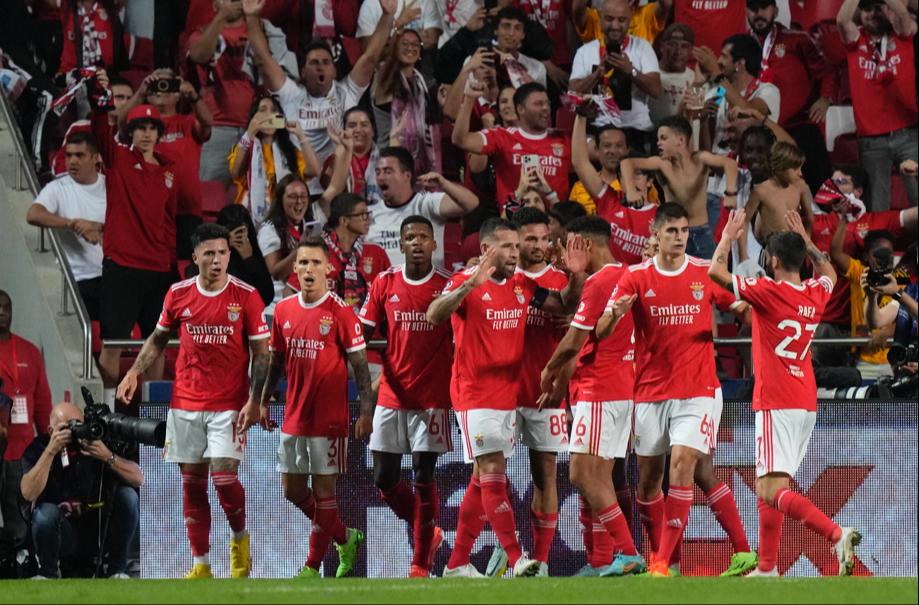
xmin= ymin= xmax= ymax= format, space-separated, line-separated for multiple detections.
xmin=0 ymin=0 xmax=916 ymax=581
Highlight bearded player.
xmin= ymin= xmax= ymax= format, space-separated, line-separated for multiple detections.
xmin=427 ymin=218 xmax=587 ymax=578
xmin=246 ymin=236 xmax=375 ymax=578
xmin=117 ymin=223 xmax=269 ymax=579
xmin=359 ymin=216 xmax=454 ymax=578
xmin=709 ymin=209 xmax=862 ymax=576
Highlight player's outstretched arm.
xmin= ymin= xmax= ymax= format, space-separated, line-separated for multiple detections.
xmin=786 ymin=211 xmax=837 ymax=286
xmin=116 ymin=329 xmax=171 ymax=404
xmin=709 ymin=209 xmax=745 ymax=291
xmin=543 ymin=235 xmax=589 ymax=316
xmin=426 ymin=248 xmax=497 ymax=324
xmin=349 ymin=349 xmax=376 ymax=440
xmin=596 ymin=294 xmax=637 ymax=340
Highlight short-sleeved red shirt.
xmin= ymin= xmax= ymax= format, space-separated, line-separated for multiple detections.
xmin=517 ymin=265 xmax=569 ymax=408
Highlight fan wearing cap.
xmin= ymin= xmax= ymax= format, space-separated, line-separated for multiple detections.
xmin=93 ymin=101 xmax=179 ymax=408
xmin=745 ymin=0 xmax=838 ymax=194
xmin=648 ymin=24 xmax=704 ymax=125
xmin=837 ymin=0 xmax=918 ymax=210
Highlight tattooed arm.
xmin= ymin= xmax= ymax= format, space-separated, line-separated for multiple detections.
xmin=237 ymin=339 xmax=272 ymax=433
xmin=116 ymin=329 xmax=171 ymax=404
xmin=786 ymin=211 xmax=837 ymax=286
xmin=349 ymin=348 xmax=376 ymax=440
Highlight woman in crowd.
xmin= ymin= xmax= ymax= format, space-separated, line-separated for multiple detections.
xmin=319 ymin=107 xmax=381 ymax=204
xmin=228 ymin=95 xmax=321 ymax=225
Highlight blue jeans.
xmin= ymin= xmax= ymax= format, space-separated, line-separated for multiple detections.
xmin=686 ymin=223 xmax=716 ymax=259
xmin=32 ymin=486 xmax=138 ymax=578
xmin=706 ymin=192 xmax=721 ymax=235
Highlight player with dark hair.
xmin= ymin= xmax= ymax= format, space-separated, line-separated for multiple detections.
xmin=427 ymin=218 xmax=588 ymax=578
xmin=709 ymin=209 xmax=861 ymax=576
xmin=255 ymin=236 xmax=375 ymax=579
xmin=485 ymin=208 xmax=570 ymax=577
xmin=118 ymin=223 xmax=270 ymax=579
xmin=359 ymin=216 xmax=454 ymax=578
xmin=598 ymin=203 xmax=755 ymax=577
xmin=540 ymin=215 xmax=645 ymax=577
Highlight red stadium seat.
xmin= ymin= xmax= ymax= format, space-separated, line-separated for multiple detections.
xmin=555 ymin=107 xmax=575 ymax=135
xmin=891 ymin=171 xmax=910 ymax=210
xmin=802 ymin=0 xmax=846 ymax=31
xmin=201 ymin=180 xmax=233 ymax=220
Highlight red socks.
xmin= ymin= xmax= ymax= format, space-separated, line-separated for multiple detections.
xmin=211 ymin=471 xmax=246 ymax=534
xmin=598 ymin=503 xmax=638 ymax=556
xmin=578 ymin=496 xmax=594 ymax=562
xmin=530 ymin=509 xmax=558 ymax=564
xmin=315 ymin=497 xmax=348 ymax=545
xmin=447 ymin=478 xmax=486 ymax=568
xmin=412 ymin=482 xmax=439 ymax=569
xmin=656 ymin=485 xmax=693 ymax=565
xmin=381 ymin=481 xmax=415 ymax=524
xmin=637 ymin=492 xmax=664 ymax=555
xmin=706 ymin=482 xmax=751 ymax=553
xmin=774 ymin=488 xmax=841 ymax=542
xmin=757 ymin=497 xmax=783 ymax=572
xmin=591 ymin=516 xmax=615 ymax=567
xmin=479 ymin=473 xmax=522 ymax=566
xmin=181 ymin=472 xmax=211 ymax=557
xmin=616 ymin=488 xmax=634 ymax=533
xmin=292 ymin=490 xmax=330 ymax=571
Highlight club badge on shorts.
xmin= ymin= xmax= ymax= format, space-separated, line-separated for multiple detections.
xmin=227 ymin=303 xmax=241 ymax=322
xmin=690 ymin=282 xmax=705 ymax=301
xmin=514 ymin=285 xmax=525 ymax=304
xmin=319 ymin=315 xmax=334 ymax=336
xmin=475 ymin=434 xmax=485 ymax=448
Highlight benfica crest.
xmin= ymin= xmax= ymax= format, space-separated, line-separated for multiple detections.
xmin=551 ymin=143 xmax=564 ymax=157
xmin=690 ymin=282 xmax=705 ymax=301
xmin=164 ymin=171 xmax=174 ymax=189
xmin=774 ymin=43 xmax=786 ymax=58
xmin=227 ymin=303 xmax=241 ymax=322
xmin=363 ymin=256 xmax=374 ymax=275
xmin=514 ymin=285 xmax=526 ymax=304
xmin=319 ymin=315 xmax=334 ymax=336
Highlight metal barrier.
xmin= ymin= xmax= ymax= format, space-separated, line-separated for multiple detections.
xmin=0 ymin=91 xmax=94 ymax=379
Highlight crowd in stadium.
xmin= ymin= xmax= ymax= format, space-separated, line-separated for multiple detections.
xmin=0 ymin=0 xmax=916 ymax=582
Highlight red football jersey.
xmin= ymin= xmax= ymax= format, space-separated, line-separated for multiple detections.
xmin=595 ymin=186 xmax=656 ymax=266
xmin=444 ymin=269 xmax=540 ymax=411
xmin=359 ymin=266 xmax=453 ymax=410
xmin=270 ymin=291 xmax=366 ymax=437
xmin=158 ymin=114 xmax=205 ymax=217
xmin=157 ymin=276 xmax=269 ymax=412
xmin=325 ymin=242 xmax=391 ymax=310
xmin=479 ymin=127 xmax=572 ymax=212
xmin=517 ymin=265 xmax=569 ymax=408
xmin=570 ymin=263 xmax=635 ymax=402
xmin=845 ymin=31 xmax=917 ymax=137
xmin=188 ymin=22 xmax=257 ymax=128
xmin=674 ymin=0 xmax=745 ymax=58
xmin=733 ymin=274 xmax=833 ymax=412
xmin=611 ymin=256 xmax=741 ymax=402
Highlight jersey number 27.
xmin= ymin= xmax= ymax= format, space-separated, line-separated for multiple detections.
xmin=774 ymin=319 xmax=819 ymax=361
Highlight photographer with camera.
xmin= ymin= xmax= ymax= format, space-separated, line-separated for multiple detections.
xmin=0 ymin=290 xmax=52 ymax=573
xmin=19 ymin=401 xmax=143 ymax=579
xmin=867 ymin=244 xmax=919 ymax=387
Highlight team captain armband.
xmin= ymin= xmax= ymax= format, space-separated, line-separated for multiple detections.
xmin=530 ymin=287 xmax=549 ymax=309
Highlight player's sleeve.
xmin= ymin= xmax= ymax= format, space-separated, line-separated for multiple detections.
xmin=571 ymin=277 xmax=604 ymax=330
xmin=337 ymin=305 xmax=366 ymax=353
xmin=808 ymin=277 xmax=834 ymax=308
xmin=244 ymin=289 xmax=270 ymax=341
xmin=478 ymin=127 xmax=508 ymax=156
xmin=731 ymin=274 xmax=767 ymax=309
xmin=155 ymin=287 xmax=178 ymax=332
xmin=358 ymin=273 xmax=385 ymax=328
xmin=268 ymin=307 xmax=285 ymax=353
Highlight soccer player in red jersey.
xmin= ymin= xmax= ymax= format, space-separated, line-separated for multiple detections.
xmin=540 ymin=215 xmax=646 ymax=577
xmin=252 ymin=236 xmax=375 ymax=579
xmin=485 ymin=208 xmax=570 ymax=576
xmin=116 ymin=224 xmax=270 ymax=579
xmin=452 ymin=81 xmax=572 ymax=214
xmin=427 ymin=218 xmax=587 ymax=578
xmin=358 ymin=216 xmax=454 ymax=578
xmin=598 ymin=203 xmax=755 ymax=577
xmin=710 ymin=210 xmax=862 ymax=577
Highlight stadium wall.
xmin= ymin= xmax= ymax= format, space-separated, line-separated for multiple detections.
xmin=139 ymin=400 xmax=917 ymax=578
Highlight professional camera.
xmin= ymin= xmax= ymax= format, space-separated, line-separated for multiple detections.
xmin=866 ymin=248 xmax=894 ymax=289
xmin=67 ymin=387 xmax=166 ymax=447
xmin=148 ymin=77 xmax=181 ymax=94
xmin=869 ymin=343 xmax=919 ymax=399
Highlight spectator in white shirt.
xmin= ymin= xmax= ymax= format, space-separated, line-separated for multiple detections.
xmin=370 ymin=146 xmax=479 ymax=268
xmin=357 ymin=0 xmax=443 ymax=51
xmin=26 ymin=132 xmax=106 ymax=320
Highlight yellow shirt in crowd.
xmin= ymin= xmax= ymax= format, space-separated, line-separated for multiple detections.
xmin=569 ymin=177 xmax=660 ymax=214
xmin=845 ymin=257 xmax=892 ymax=365
xmin=227 ymin=142 xmax=307 ymax=206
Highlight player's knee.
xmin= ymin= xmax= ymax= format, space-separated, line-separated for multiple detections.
xmin=412 ymin=454 xmax=438 ymax=484
xmin=569 ymin=457 xmax=591 ymax=490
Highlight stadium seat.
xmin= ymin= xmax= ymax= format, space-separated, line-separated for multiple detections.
xmin=555 ymin=107 xmax=575 ymax=135
xmin=200 ymin=180 xmax=233 ymax=220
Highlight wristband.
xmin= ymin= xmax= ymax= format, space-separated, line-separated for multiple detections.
xmin=891 ymin=292 xmax=903 ymax=303
xmin=723 ymin=190 xmax=738 ymax=196
xmin=239 ymin=132 xmax=254 ymax=151
xmin=106 ymin=454 xmax=117 ymax=468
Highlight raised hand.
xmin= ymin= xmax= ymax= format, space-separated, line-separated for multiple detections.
xmin=784 ymin=209 xmax=808 ymax=239
xmin=470 ymin=247 xmax=498 ymax=287
xmin=380 ymin=0 xmax=398 ymax=17
xmin=241 ymin=0 xmax=264 ymax=17
xmin=394 ymin=0 xmax=420 ymax=27
xmin=417 ymin=172 xmax=445 ymax=190
xmin=721 ymin=209 xmax=746 ymax=242
xmin=563 ymin=234 xmax=589 ymax=274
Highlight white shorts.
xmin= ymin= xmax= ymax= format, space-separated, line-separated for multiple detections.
xmin=516 ymin=407 xmax=570 ymax=453
xmin=163 ymin=409 xmax=245 ymax=463
xmin=369 ymin=407 xmax=453 ymax=454
xmin=755 ymin=409 xmax=816 ymax=478
xmin=456 ymin=409 xmax=516 ymax=464
xmin=568 ymin=401 xmax=633 ymax=460
xmin=276 ymin=432 xmax=348 ymax=475
xmin=633 ymin=389 xmax=723 ymax=457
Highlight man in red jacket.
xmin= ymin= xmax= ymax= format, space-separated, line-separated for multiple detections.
xmin=746 ymin=0 xmax=840 ymax=193
xmin=0 ymin=290 xmax=52 ymax=565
